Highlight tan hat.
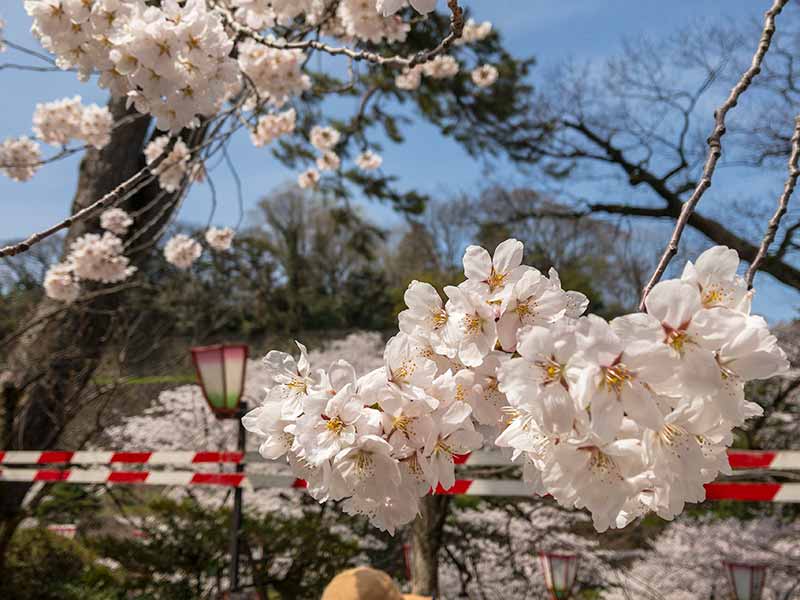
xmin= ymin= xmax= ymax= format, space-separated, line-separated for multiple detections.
xmin=320 ymin=567 xmax=403 ymax=600
xmin=402 ymin=595 xmax=432 ymax=600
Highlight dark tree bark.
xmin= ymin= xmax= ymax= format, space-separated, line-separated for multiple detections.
xmin=0 ymin=97 xmax=196 ymax=571
xmin=411 ymin=495 xmax=451 ymax=597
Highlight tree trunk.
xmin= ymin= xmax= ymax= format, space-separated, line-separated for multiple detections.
xmin=411 ymin=495 xmax=451 ymax=597
xmin=0 ymin=97 xmax=195 ymax=570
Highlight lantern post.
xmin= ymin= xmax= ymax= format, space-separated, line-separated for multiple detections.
xmin=190 ymin=344 xmax=249 ymax=595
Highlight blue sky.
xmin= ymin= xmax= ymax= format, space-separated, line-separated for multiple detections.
xmin=3 ymin=1 xmax=798 ymax=322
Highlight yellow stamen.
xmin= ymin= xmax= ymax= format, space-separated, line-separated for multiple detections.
xmin=463 ymin=314 xmax=483 ymax=335
xmin=666 ymin=330 xmax=688 ymax=355
xmin=432 ymin=309 xmax=448 ymax=329
xmin=392 ymin=415 xmax=411 ymax=433
xmin=603 ymin=364 xmax=632 ymax=394
xmin=325 ymin=417 xmax=344 ymax=434
xmin=487 ymin=270 xmax=506 ymax=291
xmin=286 ymin=378 xmax=307 ymax=394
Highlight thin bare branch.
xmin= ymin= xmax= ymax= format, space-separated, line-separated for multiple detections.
xmin=0 ymin=140 xmax=175 ymax=258
xmin=638 ymin=0 xmax=788 ymax=311
xmin=746 ymin=115 xmax=800 ymax=287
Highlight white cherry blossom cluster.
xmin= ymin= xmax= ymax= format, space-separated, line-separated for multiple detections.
xmin=30 ymin=95 xmax=114 ymax=149
xmin=163 ymin=233 xmax=202 ymax=270
xmin=471 ymin=64 xmax=499 ymax=88
xmin=455 ymin=19 xmax=493 ymax=45
xmin=395 ymin=55 xmax=459 ymax=90
xmin=31 ymin=96 xmax=84 ymax=146
xmin=395 ymin=66 xmax=423 ymax=90
xmin=78 ymin=103 xmax=115 ymax=149
xmin=297 ymin=168 xmax=321 ymax=189
xmin=99 ymin=207 xmax=133 ymax=236
xmin=144 ymin=136 xmax=191 ymax=193
xmin=310 ymin=125 xmax=341 ymax=151
xmin=338 ymin=0 xmax=410 ymax=44
xmin=422 ymin=54 xmax=460 ymax=79
xmin=376 ymin=0 xmax=436 ymax=17
xmin=356 ymin=150 xmax=383 ymax=171
xmin=316 ymin=151 xmax=341 ymax=172
xmin=245 ymin=239 xmax=788 ymax=534
xmin=250 ymin=108 xmax=296 ymax=148
xmin=205 ymin=226 xmax=235 ymax=251
xmin=0 ymin=17 xmax=5 ymax=52
xmin=307 ymin=125 xmax=341 ymax=174
xmin=237 ymin=38 xmax=311 ymax=109
xmin=43 ymin=208 xmax=138 ymax=301
xmin=43 ymin=262 xmax=81 ymax=303
xmin=25 ymin=0 xmax=239 ymax=132
xmin=69 ymin=231 xmax=136 ymax=283
xmin=2 ymin=96 xmax=113 ymax=182
xmin=231 ymin=0 xmax=322 ymax=30
xmin=0 ymin=137 xmax=42 ymax=182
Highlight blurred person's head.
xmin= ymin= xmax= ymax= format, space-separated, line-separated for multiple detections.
xmin=320 ymin=566 xmax=431 ymax=600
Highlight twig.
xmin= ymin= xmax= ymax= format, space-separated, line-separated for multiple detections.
xmin=638 ymin=0 xmax=788 ymax=311
xmin=745 ymin=115 xmax=800 ymax=287
xmin=0 ymin=140 xmax=175 ymax=258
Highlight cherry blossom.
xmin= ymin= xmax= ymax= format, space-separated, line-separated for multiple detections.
xmin=297 ymin=168 xmax=320 ymax=189
xmin=26 ymin=0 xmax=239 ymax=132
xmin=144 ymin=136 xmax=191 ymax=193
xmin=250 ymin=108 xmax=296 ymax=148
xmin=78 ymin=103 xmax=113 ymax=149
xmin=456 ymin=19 xmax=493 ymax=45
xmin=340 ymin=0 xmax=411 ymax=43
xmin=316 ymin=151 xmax=341 ymax=172
xmin=32 ymin=96 xmax=83 ymax=146
xmin=30 ymin=96 xmax=113 ymax=150
xmin=310 ymin=125 xmax=341 ymax=152
xmin=356 ymin=150 xmax=383 ymax=171
xmin=68 ymin=231 xmax=136 ymax=283
xmin=43 ymin=262 xmax=81 ymax=303
xmin=205 ymin=227 xmax=235 ymax=251
xmin=472 ymin=64 xmax=499 ymax=88
xmin=395 ymin=65 xmax=423 ymax=90
xmin=163 ymin=233 xmax=202 ymax=270
xmin=247 ymin=240 xmax=788 ymax=534
xmin=376 ymin=0 xmax=437 ymax=17
xmin=0 ymin=136 xmax=41 ymax=182
xmin=237 ymin=38 xmax=310 ymax=108
xmin=422 ymin=55 xmax=460 ymax=79
xmin=100 ymin=208 xmax=133 ymax=236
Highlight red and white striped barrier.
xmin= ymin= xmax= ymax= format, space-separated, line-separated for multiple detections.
xmin=3 ymin=449 xmax=800 ymax=470
xmin=3 ymin=467 xmax=799 ymax=503
xmin=0 ymin=468 xmax=245 ymax=487
xmin=0 ymin=451 xmax=243 ymax=465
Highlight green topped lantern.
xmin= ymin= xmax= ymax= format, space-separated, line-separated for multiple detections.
xmin=190 ymin=344 xmax=248 ymax=418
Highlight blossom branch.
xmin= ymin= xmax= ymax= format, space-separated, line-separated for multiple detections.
xmin=0 ymin=142 xmax=175 ymax=258
xmin=215 ymin=0 xmax=464 ymax=68
xmin=745 ymin=115 xmax=800 ymax=288
xmin=638 ymin=0 xmax=788 ymax=311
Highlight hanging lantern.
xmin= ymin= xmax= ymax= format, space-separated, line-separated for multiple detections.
xmin=723 ymin=561 xmax=767 ymax=600
xmin=539 ymin=552 xmax=579 ymax=600
xmin=190 ymin=344 xmax=249 ymax=418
